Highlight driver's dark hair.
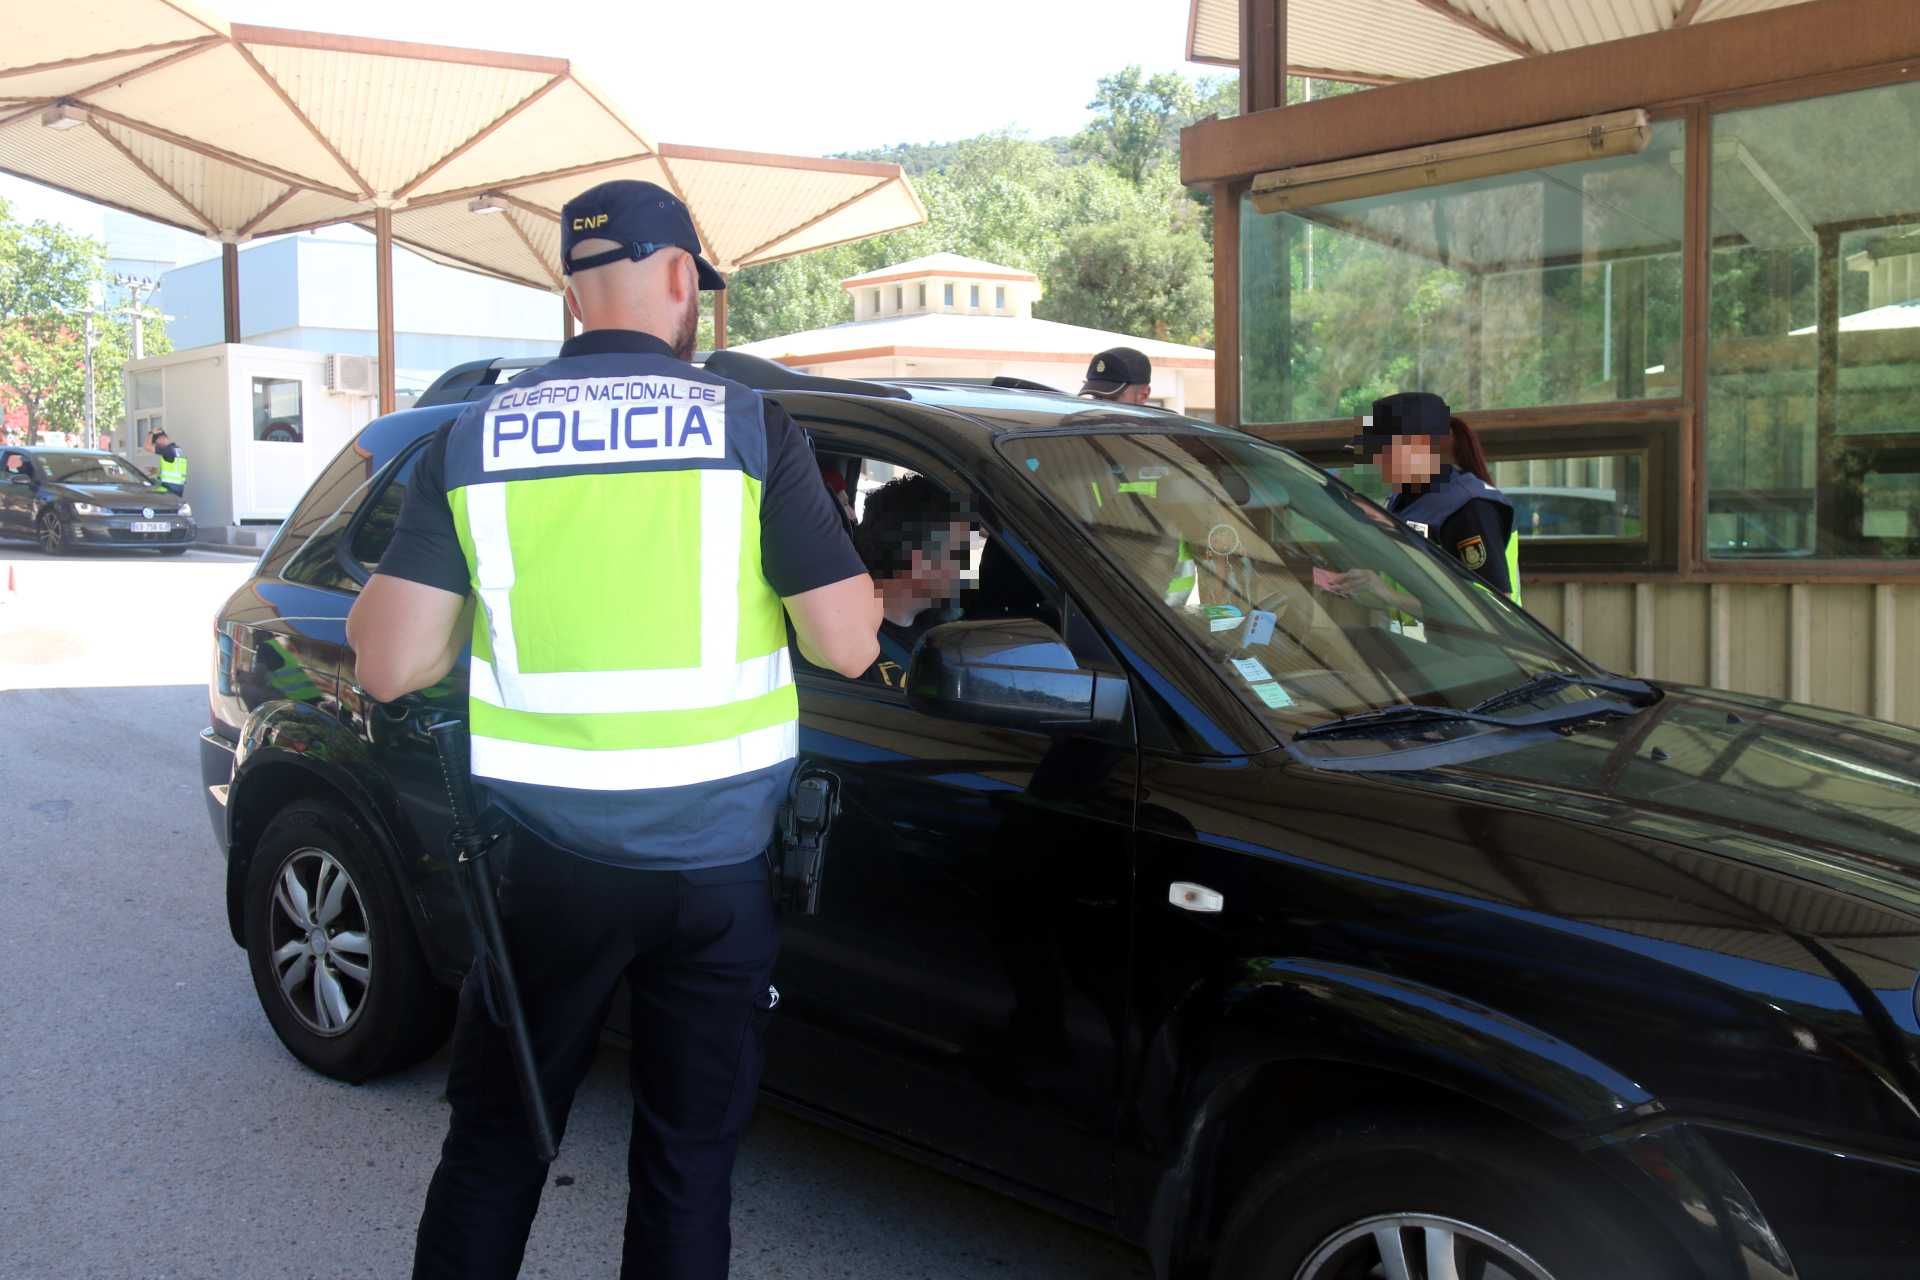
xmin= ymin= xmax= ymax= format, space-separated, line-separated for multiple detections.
xmin=853 ymin=473 xmax=968 ymax=578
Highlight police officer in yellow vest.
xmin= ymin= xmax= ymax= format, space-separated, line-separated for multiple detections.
xmin=148 ymin=427 xmax=187 ymax=496
xmin=346 ymin=180 xmax=882 ymax=1280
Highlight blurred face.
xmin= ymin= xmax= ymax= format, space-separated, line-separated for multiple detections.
xmin=900 ymin=521 xmax=971 ymax=607
xmin=1374 ymin=435 xmax=1443 ymax=488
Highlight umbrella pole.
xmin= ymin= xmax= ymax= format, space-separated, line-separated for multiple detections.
xmin=222 ymin=242 xmax=240 ymax=344
xmin=376 ymin=206 xmax=396 ymax=416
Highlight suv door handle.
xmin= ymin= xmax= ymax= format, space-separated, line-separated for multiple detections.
xmin=1170 ymin=882 xmax=1224 ymax=913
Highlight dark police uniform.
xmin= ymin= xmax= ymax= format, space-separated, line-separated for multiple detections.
xmin=377 ymin=181 xmax=864 ymax=1280
xmin=1364 ymin=391 xmax=1519 ymax=603
xmin=1390 ymin=465 xmax=1516 ymax=599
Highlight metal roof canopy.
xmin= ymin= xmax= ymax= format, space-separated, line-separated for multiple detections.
xmin=0 ymin=2 xmax=926 ymax=410
xmin=1186 ymin=0 xmax=1820 ymax=84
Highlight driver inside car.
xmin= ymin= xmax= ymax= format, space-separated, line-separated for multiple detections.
xmin=850 ymin=473 xmax=976 ymax=689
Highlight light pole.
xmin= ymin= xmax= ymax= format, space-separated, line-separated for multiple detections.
xmin=58 ymin=275 xmax=163 ymax=452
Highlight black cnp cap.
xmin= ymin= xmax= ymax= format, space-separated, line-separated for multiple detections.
xmin=561 ymin=180 xmax=725 ymax=291
xmin=1355 ymin=390 xmax=1450 ymax=452
xmin=1080 ymin=346 xmax=1152 ymax=398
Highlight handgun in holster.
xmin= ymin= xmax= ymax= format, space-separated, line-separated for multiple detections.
xmin=774 ymin=771 xmax=835 ymax=916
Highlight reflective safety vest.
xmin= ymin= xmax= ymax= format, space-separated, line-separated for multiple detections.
xmin=157 ymin=450 xmax=187 ymax=488
xmin=1164 ymin=538 xmax=1197 ymax=606
xmin=441 ymin=352 xmax=796 ymax=809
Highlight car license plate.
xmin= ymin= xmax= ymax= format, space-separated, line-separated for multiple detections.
xmin=131 ymin=521 xmax=170 ymax=532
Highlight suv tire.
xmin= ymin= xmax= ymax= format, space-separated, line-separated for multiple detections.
xmin=1213 ymin=1110 xmax=1689 ymax=1280
xmin=244 ymin=799 xmax=451 ymax=1082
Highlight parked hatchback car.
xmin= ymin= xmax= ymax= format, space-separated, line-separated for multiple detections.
xmin=1 ymin=444 xmax=195 ymax=553
xmin=201 ymin=353 xmax=1920 ymax=1280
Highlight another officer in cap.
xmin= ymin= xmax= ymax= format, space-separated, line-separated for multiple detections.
xmin=1338 ymin=391 xmax=1520 ymax=605
xmin=148 ymin=428 xmax=187 ymax=496
xmin=346 ymin=179 xmax=882 ymax=1280
xmin=1080 ymin=346 xmax=1153 ymax=404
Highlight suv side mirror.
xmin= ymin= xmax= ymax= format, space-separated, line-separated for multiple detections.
xmin=905 ymin=618 xmax=1127 ymax=734
xmin=7 ymin=472 xmax=30 ymax=485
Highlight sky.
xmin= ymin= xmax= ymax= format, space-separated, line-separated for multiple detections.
xmin=0 ymin=0 xmax=1215 ymax=249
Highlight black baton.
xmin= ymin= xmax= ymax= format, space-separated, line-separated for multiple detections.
xmin=426 ymin=718 xmax=559 ymax=1164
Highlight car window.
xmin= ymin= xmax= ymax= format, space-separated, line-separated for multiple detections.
xmin=32 ymin=452 xmax=147 ymax=484
xmin=801 ymin=448 xmax=1059 ymax=692
xmin=347 ymin=468 xmax=409 ymax=572
xmin=1005 ymin=430 xmax=1592 ymax=755
xmin=277 ymin=440 xmax=424 ymax=592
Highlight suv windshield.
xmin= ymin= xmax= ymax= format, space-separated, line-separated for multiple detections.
xmin=1003 ymin=430 xmax=1640 ymax=758
xmin=36 ymin=453 xmax=149 ymax=485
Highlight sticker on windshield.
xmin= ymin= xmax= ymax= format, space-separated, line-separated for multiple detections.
xmin=1249 ymin=681 xmax=1293 ymax=710
xmin=1231 ymin=656 xmax=1273 ymax=684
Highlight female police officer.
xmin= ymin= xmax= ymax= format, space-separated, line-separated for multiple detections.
xmin=1326 ymin=391 xmax=1520 ymax=609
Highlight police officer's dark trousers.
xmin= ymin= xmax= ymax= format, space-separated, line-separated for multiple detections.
xmin=412 ymin=823 xmax=780 ymax=1280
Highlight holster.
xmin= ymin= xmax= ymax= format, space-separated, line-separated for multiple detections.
xmin=772 ymin=770 xmax=835 ymax=916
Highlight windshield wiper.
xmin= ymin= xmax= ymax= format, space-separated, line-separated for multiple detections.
xmin=1294 ymin=693 xmax=1641 ymax=743
xmin=1468 ymin=671 xmax=1657 ymax=716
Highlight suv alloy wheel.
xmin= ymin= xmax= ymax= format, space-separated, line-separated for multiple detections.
xmin=243 ymin=799 xmax=451 ymax=1082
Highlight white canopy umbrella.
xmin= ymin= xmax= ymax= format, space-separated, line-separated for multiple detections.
xmin=0 ymin=5 xmax=926 ymax=409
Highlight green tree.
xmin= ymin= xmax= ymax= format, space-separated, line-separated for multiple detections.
xmin=1076 ymin=66 xmax=1197 ymax=187
xmin=0 ymin=202 xmax=103 ymax=443
xmin=1041 ymin=209 xmax=1213 ymax=345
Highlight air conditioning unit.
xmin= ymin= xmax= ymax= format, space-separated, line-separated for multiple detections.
xmin=324 ymin=354 xmax=375 ymax=395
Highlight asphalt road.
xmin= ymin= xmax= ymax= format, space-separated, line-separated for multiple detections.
xmin=0 ymin=556 xmax=1151 ymax=1279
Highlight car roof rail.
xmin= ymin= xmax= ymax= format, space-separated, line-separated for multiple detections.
xmin=414 ymin=350 xmax=909 ymax=409
xmin=702 ymin=349 xmax=909 ymax=400
xmin=415 ymin=355 xmax=545 ymax=408
xmin=882 ymin=374 xmax=1067 ymax=394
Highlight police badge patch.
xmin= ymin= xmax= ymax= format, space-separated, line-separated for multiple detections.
xmin=1457 ymin=534 xmax=1488 ymax=570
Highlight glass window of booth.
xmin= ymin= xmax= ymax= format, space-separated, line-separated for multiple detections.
xmin=1704 ymin=78 xmax=1920 ymax=561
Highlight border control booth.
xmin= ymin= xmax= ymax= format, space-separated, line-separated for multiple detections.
xmin=1184 ymin=0 xmax=1920 ymax=728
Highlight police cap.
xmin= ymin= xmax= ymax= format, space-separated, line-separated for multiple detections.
xmin=561 ymin=180 xmax=726 ymax=291
xmin=1080 ymin=346 xmax=1152 ymax=397
xmin=1356 ymin=390 xmax=1451 ymax=452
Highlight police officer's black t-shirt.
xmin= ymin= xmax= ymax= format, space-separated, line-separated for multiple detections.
xmin=376 ymin=330 xmax=867 ymax=600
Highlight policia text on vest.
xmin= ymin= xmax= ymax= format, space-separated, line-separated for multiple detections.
xmin=346 ymin=178 xmax=880 ymax=1280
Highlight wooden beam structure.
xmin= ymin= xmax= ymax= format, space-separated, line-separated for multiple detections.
xmin=1184 ymin=0 xmax=1920 ymax=186
xmin=375 ymin=207 xmax=396 ymax=415
xmin=1238 ymin=0 xmax=1287 ymax=114
xmin=713 ymin=285 xmax=729 ymax=350
xmin=1212 ymin=186 xmax=1240 ymax=427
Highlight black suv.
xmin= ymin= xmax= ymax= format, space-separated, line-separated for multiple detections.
xmin=201 ymin=353 xmax=1920 ymax=1280
xmin=2 ymin=445 xmax=195 ymax=553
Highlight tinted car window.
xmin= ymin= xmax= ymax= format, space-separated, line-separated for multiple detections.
xmin=261 ymin=439 xmax=379 ymax=581
xmin=348 ymin=473 xmax=408 ymax=571
xmin=273 ymin=439 xmax=424 ymax=592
